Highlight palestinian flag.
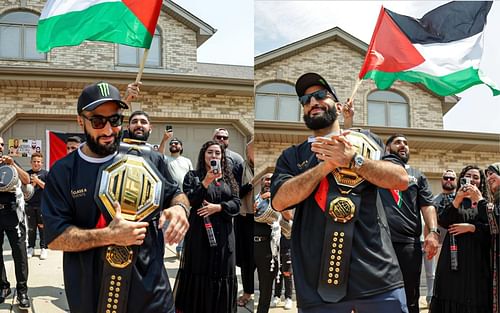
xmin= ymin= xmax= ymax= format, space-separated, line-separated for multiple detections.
xmin=45 ymin=130 xmax=85 ymax=169
xmin=390 ymin=189 xmax=403 ymax=208
xmin=37 ymin=0 xmax=162 ymax=52
xmin=359 ymin=1 xmax=500 ymax=96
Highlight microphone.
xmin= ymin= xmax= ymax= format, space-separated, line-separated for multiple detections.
xmin=450 ymin=234 xmax=458 ymax=271
xmin=204 ymin=216 xmax=217 ymax=247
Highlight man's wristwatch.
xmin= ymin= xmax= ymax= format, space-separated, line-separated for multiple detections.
xmin=351 ymin=152 xmax=365 ymax=169
xmin=429 ymin=227 xmax=440 ymax=236
xmin=175 ymin=202 xmax=190 ymax=217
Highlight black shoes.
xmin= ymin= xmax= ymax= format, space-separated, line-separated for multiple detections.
xmin=0 ymin=287 xmax=30 ymax=308
xmin=17 ymin=292 xmax=30 ymax=309
xmin=0 ymin=287 xmax=11 ymax=304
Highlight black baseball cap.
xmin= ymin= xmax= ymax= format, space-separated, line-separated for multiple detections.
xmin=77 ymin=81 xmax=129 ymax=114
xmin=295 ymin=73 xmax=339 ymax=102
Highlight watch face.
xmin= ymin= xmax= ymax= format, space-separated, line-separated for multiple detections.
xmin=355 ymin=155 xmax=364 ymax=167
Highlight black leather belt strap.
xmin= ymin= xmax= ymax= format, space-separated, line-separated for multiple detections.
xmin=317 ymin=176 xmax=360 ymax=303
xmin=97 ymin=245 xmax=138 ymax=313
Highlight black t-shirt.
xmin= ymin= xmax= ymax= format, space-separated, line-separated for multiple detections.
xmin=41 ymin=148 xmax=181 ymax=313
xmin=26 ymin=169 xmax=49 ymax=207
xmin=380 ymin=162 xmax=434 ymax=243
xmin=270 ymin=130 xmax=404 ymax=308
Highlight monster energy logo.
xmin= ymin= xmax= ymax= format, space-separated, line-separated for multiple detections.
xmin=97 ymin=82 xmax=110 ymax=97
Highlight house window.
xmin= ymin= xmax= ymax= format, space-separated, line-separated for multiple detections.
xmin=367 ymin=90 xmax=409 ymax=127
xmin=0 ymin=11 xmax=45 ymax=60
xmin=255 ymin=82 xmax=300 ymax=121
xmin=117 ymin=27 xmax=161 ymax=67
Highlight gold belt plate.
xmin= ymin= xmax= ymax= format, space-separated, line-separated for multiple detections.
xmin=106 ymin=245 xmax=133 ymax=269
xmin=97 ymin=154 xmax=163 ymax=222
xmin=332 ymin=131 xmax=381 ymax=189
xmin=329 ymin=197 xmax=356 ymax=223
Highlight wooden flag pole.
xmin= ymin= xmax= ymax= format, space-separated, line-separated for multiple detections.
xmin=341 ymin=78 xmax=363 ymax=129
xmin=135 ymin=48 xmax=149 ymax=83
xmin=348 ymin=78 xmax=363 ymax=103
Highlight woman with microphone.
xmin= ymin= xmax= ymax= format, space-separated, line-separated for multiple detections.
xmin=174 ymin=140 xmax=240 ymax=313
xmin=430 ymin=165 xmax=491 ymax=313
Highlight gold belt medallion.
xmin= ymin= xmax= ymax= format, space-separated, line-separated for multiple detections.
xmin=97 ymin=152 xmax=163 ymax=222
xmin=106 ymin=245 xmax=133 ymax=269
xmin=329 ymin=197 xmax=355 ymax=223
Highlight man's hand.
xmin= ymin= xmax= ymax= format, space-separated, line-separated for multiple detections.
xmin=162 ymin=130 xmax=173 ymax=142
xmin=1 ymin=154 xmax=13 ymax=165
xmin=124 ymin=82 xmax=142 ymax=103
xmin=31 ymin=174 xmax=42 ymax=187
xmin=311 ymin=130 xmax=355 ymax=172
xmin=423 ymin=232 xmax=439 ymax=259
xmin=261 ymin=191 xmax=271 ymax=200
xmin=342 ymin=98 xmax=354 ymax=129
xmin=107 ymin=202 xmax=149 ymax=246
xmin=158 ymin=204 xmax=189 ymax=245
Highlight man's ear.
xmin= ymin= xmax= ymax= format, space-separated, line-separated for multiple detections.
xmin=335 ymin=102 xmax=343 ymax=113
xmin=77 ymin=115 xmax=84 ymax=128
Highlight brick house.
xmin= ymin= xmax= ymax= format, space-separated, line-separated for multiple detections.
xmin=0 ymin=0 xmax=253 ymax=168
xmin=254 ymin=27 xmax=499 ymax=194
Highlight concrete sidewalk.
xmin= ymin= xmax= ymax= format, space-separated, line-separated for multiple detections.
xmin=0 ymin=243 xmax=259 ymax=313
xmin=0 ymin=241 xmax=431 ymax=313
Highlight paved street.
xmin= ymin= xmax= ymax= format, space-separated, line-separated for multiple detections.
xmin=0 ymin=239 xmax=431 ymax=313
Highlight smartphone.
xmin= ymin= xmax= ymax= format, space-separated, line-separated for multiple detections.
xmin=210 ymin=159 xmax=221 ymax=174
xmin=460 ymin=177 xmax=471 ymax=186
xmin=165 ymin=125 xmax=173 ymax=132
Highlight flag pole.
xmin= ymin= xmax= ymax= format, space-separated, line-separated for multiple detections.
xmin=348 ymin=78 xmax=363 ymax=103
xmin=135 ymin=48 xmax=149 ymax=83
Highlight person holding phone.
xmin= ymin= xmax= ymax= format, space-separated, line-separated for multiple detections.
xmin=430 ymin=165 xmax=492 ymax=313
xmin=162 ymin=136 xmax=194 ymax=259
xmin=174 ymin=140 xmax=240 ymax=313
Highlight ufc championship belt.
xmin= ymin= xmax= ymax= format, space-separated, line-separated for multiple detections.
xmin=316 ymin=131 xmax=381 ymax=302
xmin=21 ymin=184 xmax=35 ymax=201
xmin=0 ymin=164 xmax=19 ymax=192
xmin=95 ymin=139 xmax=164 ymax=313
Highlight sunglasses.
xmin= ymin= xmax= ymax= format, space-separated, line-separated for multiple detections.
xmin=170 ymin=142 xmax=180 ymax=146
xmin=299 ymin=89 xmax=329 ymax=106
xmin=216 ymin=135 xmax=229 ymax=140
xmin=81 ymin=114 xmax=123 ymax=129
xmin=442 ymin=176 xmax=455 ymax=181
xmin=0 ymin=143 xmax=4 ymax=147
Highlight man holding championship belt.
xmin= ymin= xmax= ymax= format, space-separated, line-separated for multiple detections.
xmin=271 ymin=73 xmax=410 ymax=313
xmin=41 ymin=82 xmax=189 ymax=313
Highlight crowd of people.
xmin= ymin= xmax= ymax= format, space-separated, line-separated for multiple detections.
xmin=0 ymin=77 xmax=497 ymax=313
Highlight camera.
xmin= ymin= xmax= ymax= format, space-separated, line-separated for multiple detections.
xmin=460 ymin=177 xmax=471 ymax=186
xmin=165 ymin=125 xmax=173 ymax=132
xmin=210 ymin=159 xmax=221 ymax=174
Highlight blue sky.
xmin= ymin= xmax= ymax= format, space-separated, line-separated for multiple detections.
xmin=174 ymin=0 xmax=500 ymax=134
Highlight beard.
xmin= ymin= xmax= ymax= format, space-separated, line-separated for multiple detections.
xmin=442 ymin=182 xmax=456 ymax=191
xmin=303 ymin=105 xmax=338 ymax=130
xmin=128 ymin=127 xmax=150 ymax=141
xmin=84 ymin=127 xmax=120 ymax=157
xmin=388 ymin=147 xmax=409 ymax=163
xmin=169 ymin=146 xmax=181 ymax=154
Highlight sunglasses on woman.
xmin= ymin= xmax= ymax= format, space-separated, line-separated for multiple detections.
xmin=81 ymin=114 xmax=124 ymax=129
